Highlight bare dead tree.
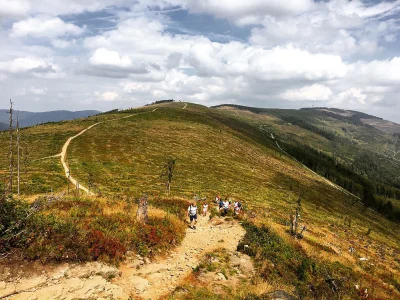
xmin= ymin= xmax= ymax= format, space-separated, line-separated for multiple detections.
xmin=17 ymin=116 xmax=20 ymax=196
xmin=290 ymin=194 xmax=302 ymax=238
xmin=294 ymin=195 xmax=302 ymax=236
xmin=161 ymin=158 xmax=176 ymax=196
xmin=7 ymin=99 xmax=13 ymax=194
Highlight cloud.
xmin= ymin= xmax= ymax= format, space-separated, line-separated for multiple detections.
xmin=30 ymin=86 xmax=48 ymax=95
xmin=182 ymin=0 xmax=315 ymax=24
xmin=84 ymin=48 xmax=149 ymax=78
xmin=1 ymin=0 xmax=131 ymax=17
xmin=0 ymin=57 xmax=59 ymax=75
xmin=352 ymin=57 xmax=400 ymax=85
xmin=11 ymin=16 xmax=84 ymax=38
xmin=51 ymin=39 xmax=75 ymax=49
xmin=89 ymin=48 xmax=132 ymax=68
xmin=1 ymin=1 xmax=400 ymax=123
xmin=248 ymin=0 xmax=400 ymax=57
xmin=97 ymin=91 xmax=118 ymax=101
xmin=0 ymin=0 xmax=30 ymax=17
xmin=83 ymin=17 xmax=348 ymax=83
xmin=246 ymin=46 xmax=347 ymax=81
xmin=328 ymin=0 xmax=400 ymax=18
xmin=332 ymin=88 xmax=368 ymax=105
xmin=280 ymin=84 xmax=333 ymax=101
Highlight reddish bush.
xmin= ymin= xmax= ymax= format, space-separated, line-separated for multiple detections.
xmin=87 ymin=229 xmax=126 ymax=262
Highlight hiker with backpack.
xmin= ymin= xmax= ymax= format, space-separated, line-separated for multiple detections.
xmin=234 ymin=201 xmax=242 ymax=215
xmin=187 ymin=203 xmax=198 ymax=229
xmin=221 ymin=198 xmax=230 ymax=216
xmin=219 ymin=198 xmax=224 ymax=210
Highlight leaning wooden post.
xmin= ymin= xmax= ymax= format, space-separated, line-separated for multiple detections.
xmin=136 ymin=195 xmax=148 ymax=224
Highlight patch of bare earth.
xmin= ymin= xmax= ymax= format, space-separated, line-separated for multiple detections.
xmin=0 ymin=214 xmax=246 ymax=300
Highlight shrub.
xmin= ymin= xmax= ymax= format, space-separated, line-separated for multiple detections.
xmin=151 ymin=197 xmax=190 ymax=219
xmin=0 ymin=195 xmax=31 ymax=252
xmin=239 ymin=221 xmax=361 ymax=299
xmin=1 ymin=195 xmax=186 ymax=263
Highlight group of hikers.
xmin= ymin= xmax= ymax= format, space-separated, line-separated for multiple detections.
xmin=186 ymin=195 xmax=243 ymax=229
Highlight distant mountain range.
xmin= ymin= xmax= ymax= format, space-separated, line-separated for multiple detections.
xmin=0 ymin=110 xmax=100 ymax=130
xmin=315 ymin=107 xmax=400 ymax=134
xmin=0 ymin=122 xmax=7 ymax=131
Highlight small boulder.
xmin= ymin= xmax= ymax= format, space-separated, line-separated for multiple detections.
xmin=217 ymin=273 xmax=227 ymax=281
xmin=131 ymin=276 xmax=149 ymax=293
xmin=264 ymin=290 xmax=297 ymax=300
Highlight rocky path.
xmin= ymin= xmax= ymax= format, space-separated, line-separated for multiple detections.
xmin=115 ymin=214 xmax=245 ymax=299
xmin=1 ymin=215 xmax=246 ymax=300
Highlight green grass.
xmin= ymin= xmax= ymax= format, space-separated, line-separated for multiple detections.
xmin=0 ymin=102 xmax=399 ymax=298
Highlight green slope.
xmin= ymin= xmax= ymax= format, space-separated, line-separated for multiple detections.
xmin=214 ymin=105 xmax=400 ymax=220
xmin=0 ymin=102 xmax=399 ymax=298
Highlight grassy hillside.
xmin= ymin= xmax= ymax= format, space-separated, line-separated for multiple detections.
xmin=0 ymin=102 xmax=399 ymax=298
xmin=215 ymin=105 xmax=400 ymax=220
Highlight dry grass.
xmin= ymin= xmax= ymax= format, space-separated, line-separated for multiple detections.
xmin=0 ymin=103 xmax=399 ymax=298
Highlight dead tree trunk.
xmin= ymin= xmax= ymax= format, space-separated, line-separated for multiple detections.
xmin=17 ymin=117 xmax=20 ymax=196
xmin=23 ymin=144 xmax=29 ymax=191
xmin=136 ymin=196 xmax=148 ymax=224
xmin=7 ymin=99 xmax=13 ymax=194
xmin=290 ymin=195 xmax=302 ymax=237
xmin=163 ymin=158 xmax=176 ymax=196
xmin=290 ymin=213 xmax=296 ymax=235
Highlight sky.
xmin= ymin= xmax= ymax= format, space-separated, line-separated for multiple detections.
xmin=0 ymin=0 xmax=400 ymax=122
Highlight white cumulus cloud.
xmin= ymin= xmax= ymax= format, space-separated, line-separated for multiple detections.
xmin=0 ymin=57 xmax=59 ymax=75
xmin=100 ymin=91 xmax=118 ymax=101
xmin=0 ymin=0 xmax=30 ymax=17
xmin=280 ymin=84 xmax=333 ymax=101
xmin=30 ymin=86 xmax=48 ymax=95
xmin=89 ymin=48 xmax=132 ymax=68
xmin=11 ymin=16 xmax=84 ymax=38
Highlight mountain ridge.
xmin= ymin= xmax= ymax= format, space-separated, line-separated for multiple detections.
xmin=213 ymin=104 xmax=400 ymax=134
xmin=0 ymin=109 xmax=100 ymax=129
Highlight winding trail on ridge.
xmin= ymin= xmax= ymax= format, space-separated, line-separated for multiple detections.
xmin=59 ymin=114 xmax=139 ymax=195
xmin=114 ymin=215 xmax=245 ymax=299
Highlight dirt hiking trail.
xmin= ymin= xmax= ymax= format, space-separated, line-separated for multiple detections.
xmin=0 ymin=215 xmax=246 ymax=300
xmin=116 ymin=214 xmax=245 ymax=299
xmin=57 ymin=114 xmax=137 ymax=195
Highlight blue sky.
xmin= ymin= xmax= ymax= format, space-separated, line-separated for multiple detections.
xmin=0 ymin=0 xmax=400 ymax=122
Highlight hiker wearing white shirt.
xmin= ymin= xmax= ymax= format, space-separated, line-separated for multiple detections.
xmin=187 ymin=203 xmax=198 ymax=229
xmin=222 ymin=199 xmax=230 ymax=216
xmin=202 ymin=203 xmax=208 ymax=216
xmin=234 ymin=201 xmax=241 ymax=215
